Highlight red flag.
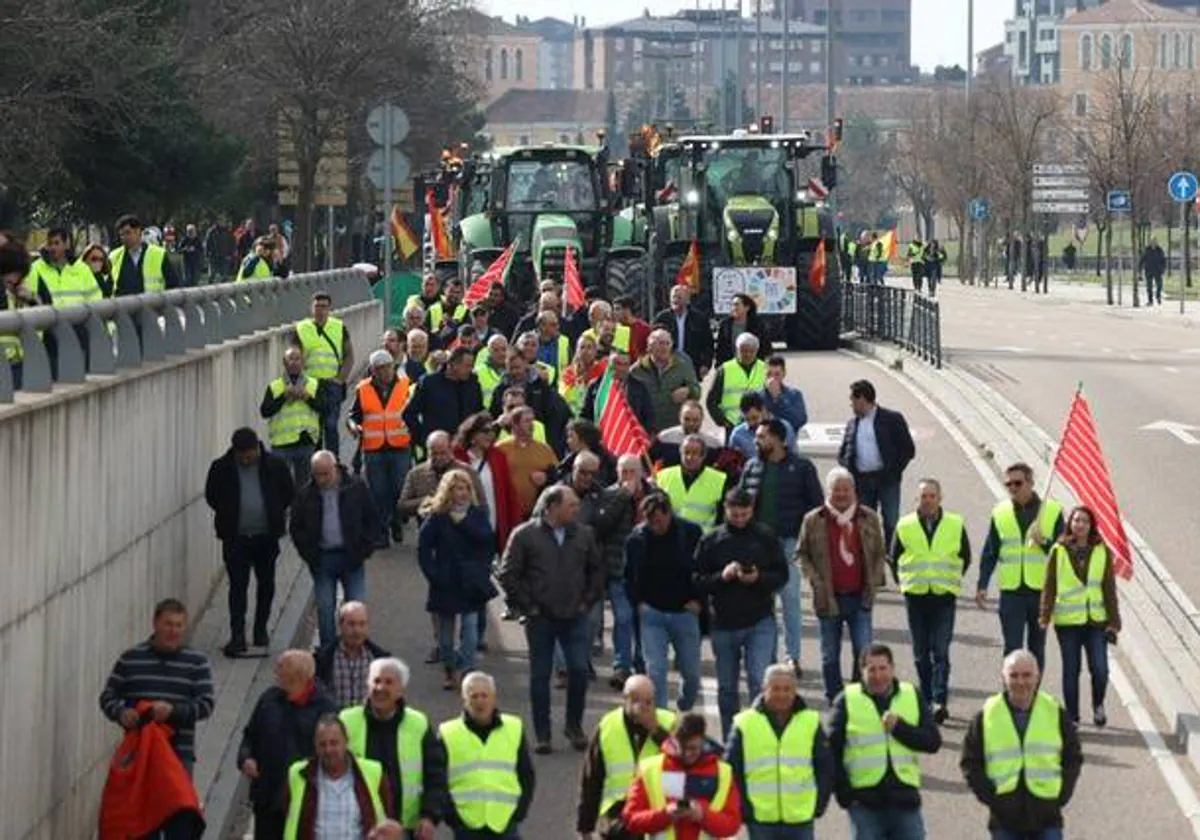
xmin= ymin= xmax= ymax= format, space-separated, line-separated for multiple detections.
xmin=806 ymin=177 xmax=830 ymax=201
xmin=464 ymin=243 xmax=516 ymax=307
xmin=1052 ymin=388 xmax=1133 ymax=580
xmin=598 ymin=381 xmax=651 ymax=458
xmin=563 ymin=247 xmax=586 ymax=314
xmin=426 ymin=190 xmax=452 ymax=259
xmin=675 ymin=240 xmax=700 ymax=292
xmin=808 ymin=240 xmax=827 ymax=293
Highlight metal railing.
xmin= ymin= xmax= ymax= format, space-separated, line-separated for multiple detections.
xmin=0 ymin=269 xmax=375 ymax=403
xmin=841 ymin=283 xmax=942 ymax=368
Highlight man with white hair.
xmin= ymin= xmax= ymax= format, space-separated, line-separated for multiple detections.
xmin=404 ymin=328 xmax=430 ymax=381
xmin=340 ymin=658 xmax=445 ymax=838
xmin=796 ymin=467 xmax=887 ymax=702
xmin=961 ymin=650 xmax=1082 ymax=839
xmin=630 ymin=328 xmax=700 ymax=434
xmin=474 ymin=334 xmax=509 ymax=407
xmin=349 ymin=349 xmax=414 ymax=548
xmin=439 ymin=671 xmax=536 ymax=838
xmin=653 ymin=282 xmax=713 ymax=377
xmin=706 ymin=332 xmax=767 ymax=435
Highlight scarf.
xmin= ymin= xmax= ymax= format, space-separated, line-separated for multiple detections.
xmin=288 ymin=679 xmax=317 ymax=707
xmin=825 ymin=503 xmax=858 ymax=567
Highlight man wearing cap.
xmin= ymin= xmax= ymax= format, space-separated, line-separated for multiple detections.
xmin=349 ymin=350 xmax=413 ymax=548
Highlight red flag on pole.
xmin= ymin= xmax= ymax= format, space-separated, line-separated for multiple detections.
xmin=563 ymin=246 xmax=586 ymax=314
xmin=1052 ymin=387 xmax=1133 ymax=579
xmin=464 ymin=243 xmax=516 ymax=307
xmin=426 ymin=190 xmax=452 ymax=259
xmin=598 ymin=380 xmax=651 ymax=458
xmin=675 ymin=240 xmax=701 ymax=293
xmin=808 ymin=239 xmax=827 ymax=293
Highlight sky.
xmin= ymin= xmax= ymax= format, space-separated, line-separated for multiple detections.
xmin=484 ymin=0 xmax=1011 ymax=72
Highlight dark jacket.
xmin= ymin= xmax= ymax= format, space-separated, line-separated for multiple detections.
xmin=403 ymin=369 xmax=484 ymax=442
xmin=1141 ymin=244 xmax=1166 ymax=277
xmin=629 ymin=353 xmax=701 ymax=435
xmin=313 ymin=637 xmax=390 ymax=690
xmin=289 ymin=467 xmax=380 ymax=570
xmin=581 ymin=375 xmax=656 ymax=437
xmin=440 ymin=711 xmax=536 ymax=833
xmin=960 ymin=692 xmax=1083 ymax=832
xmin=489 ymin=298 xmax=522 ymax=341
xmin=693 ymin=521 xmax=788 ymax=631
xmin=626 ymin=516 xmax=704 ymax=612
xmin=577 ymin=711 xmax=672 ymax=833
xmin=827 ymin=680 xmax=942 ymax=811
xmin=725 ymin=696 xmax=835 ymax=825
xmin=713 ymin=313 xmax=768 ymax=366
xmin=653 ymin=305 xmax=714 ymax=373
xmin=490 ymin=369 xmax=572 ymax=454
xmin=838 ymin=405 xmax=915 ymax=482
xmin=417 ymin=507 xmax=499 ymax=614
xmin=204 ymin=445 xmax=294 ymax=541
xmin=236 ymin=685 xmax=339 ymax=811
xmin=497 ymin=516 xmax=606 ymax=620
xmin=353 ymin=702 xmax=447 ymax=824
xmin=738 ymin=452 xmax=824 ymax=539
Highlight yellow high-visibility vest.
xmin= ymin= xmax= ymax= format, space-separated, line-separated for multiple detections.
xmin=28 ymin=258 xmax=102 ymax=306
xmin=340 ymin=705 xmax=429 ymax=828
xmin=982 ymin=691 xmax=1063 ymax=800
xmin=283 ymin=757 xmax=386 ymax=839
xmin=439 ymin=714 xmax=523 ymax=833
xmin=295 ymin=317 xmax=346 ymax=381
xmin=639 ymin=753 xmax=734 ymax=839
xmin=1050 ymin=543 xmax=1109 ymax=627
xmin=266 ymin=376 xmax=320 ymax=447
xmin=110 ymin=245 xmax=167 ymax=294
xmin=843 ymin=682 xmax=922 ymax=790
xmin=895 ymin=512 xmax=965 ymax=596
xmin=595 ymin=707 xmax=676 ymax=818
xmin=656 ymin=465 xmax=725 ymax=533
xmin=236 ymin=254 xmax=273 ymax=282
xmin=732 ymin=707 xmax=820 ymax=824
xmin=992 ymin=499 xmax=1063 ymax=591
xmin=718 ymin=359 xmax=765 ymax=425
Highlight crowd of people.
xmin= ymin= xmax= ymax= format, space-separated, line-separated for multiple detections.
xmin=93 ymin=268 xmax=1118 ymax=840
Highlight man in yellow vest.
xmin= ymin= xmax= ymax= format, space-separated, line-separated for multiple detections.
xmin=438 ymin=671 xmax=535 ymax=839
xmin=726 ymin=664 xmax=834 ymax=839
xmin=868 ymin=235 xmax=887 ymax=284
xmin=705 ymin=333 xmax=766 ymax=436
xmin=26 ymin=227 xmax=102 ymax=306
xmin=428 ymin=278 xmax=469 ymax=343
xmin=827 ymin=643 xmax=941 ymax=840
xmin=975 ymin=462 xmax=1064 ymax=671
xmin=576 ymin=675 xmax=675 ymax=838
xmin=109 ymin=214 xmax=180 ymax=296
xmin=261 ymin=347 xmax=323 ymax=487
xmin=534 ymin=311 xmax=572 ymax=386
xmin=340 ymin=658 xmax=443 ymax=838
xmin=960 ymin=649 xmax=1083 ymax=839
xmin=905 ymin=238 xmax=925 ymax=293
xmin=475 ymin=334 xmax=509 ymax=408
xmin=283 ymin=714 xmax=390 ymax=839
xmin=348 ymin=350 xmax=413 ymax=548
xmin=237 ymin=236 xmax=280 ymax=281
xmin=890 ymin=478 xmax=971 ymax=726
xmin=294 ymin=291 xmax=356 ymax=457
xmin=656 ymin=435 xmax=730 ymax=534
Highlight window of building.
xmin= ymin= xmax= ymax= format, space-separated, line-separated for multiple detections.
xmin=1080 ymin=34 xmax=1092 ymax=70
xmin=1120 ymin=33 xmax=1133 ymax=68
xmin=1176 ymin=33 xmax=1184 ymax=68
xmin=848 ymin=54 xmax=860 ymax=67
xmin=485 ymin=47 xmax=493 ymax=81
xmin=1039 ymin=28 xmax=1055 ymax=42
xmin=1074 ymin=92 xmax=1087 ymax=117
xmin=810 ymin=60 xmax=821 ymax=74
xmin=500 ymin=47 xmax=509 ymax=80
xmin=749 ymin=40 xmax=757 ymax=53
xmin=614 ymin=59 xmax=625 ymax=77
xmin=1161 ymin=33 xmax=1169 ymax=69
xmin=519 ymin=135 xmax=530 ymax=145
xmin=1190 ymin=35 xmax=1196 ymax=70
xmin=863 ymin=55 xmax=874 ymax=67
xmin=615 ymin=38 xmax=624 ymax=52
xmin=1099 ymin=34 xmax=1112 ymax=69
xmin=811 ymin=40 xmax=820 ymax=53
xmin=516 ymin=48 xmax=523 ymax=80
xmin=880 ymin=54 xmax=890 ymax=66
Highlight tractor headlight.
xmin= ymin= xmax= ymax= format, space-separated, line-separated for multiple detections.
xmin=685 ymin=189 xmax=700 ymax=206
xmin=766 ymin=227 xmax=779 ymax=240
xmin=726 ymin=229 xmax=739 ymax=243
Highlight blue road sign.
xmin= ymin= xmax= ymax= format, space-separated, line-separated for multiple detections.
xmin=1169 ymin=171 xmax=1198 ymax=203
xmin=969 ymin=198 xmax=989 ymax=221
xmin=1107 ymin=189 xmax=1131 ymax=213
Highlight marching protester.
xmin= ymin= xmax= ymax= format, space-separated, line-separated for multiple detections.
xmin=348 ymin=349 xmax=414 ymax=548
xmin=314 ymin=602 xmax=390 ymax=709
xmin=838 ymin=380 xmax=915 ymax=546
xmin=282 ymin=715 xmax=390 ymax=837
xmin=260 ymin=347 xmax=323 ymax=487
xmin=629 ymin=328 xmax=700 ymax=435
xmin=293 ymin=292 xmax=355 ymax=456
xmin=707 ymin=333 xmax=767 ymax=437
xmin=653 ymin=283 xmax=713 ymax=377
xmin=713 ymin=293 xmax=767 ymax=366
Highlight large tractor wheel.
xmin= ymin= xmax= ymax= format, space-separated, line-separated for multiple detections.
xmin=605 ymin=256 xmax=649 ymax=308
xmin=786 ymin=272 xmax=843 ymax=351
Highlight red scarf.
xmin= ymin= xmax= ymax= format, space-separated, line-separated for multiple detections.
xmin=288 ymin=679 xmax=317 ymax=707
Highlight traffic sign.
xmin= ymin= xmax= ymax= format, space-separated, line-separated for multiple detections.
xmin=969 ymin=197 xmax=989 ymax=221
xmin=1034 ymin=163 xmax=1087 ymax=176
xmin=1034 ymin=176 xmax=1089 ymax=188
xmin=367 ymin=105 xmax=409 ymax=146
xmin=1107 ymin=189 xmax=1131 ymax=212
xmin=1169 ymin=170 xmax=1198 ymax=203
xmin=1035 ymin=188 xmax=1089 ymax=201
xmin=1032 ymin=201 xmax=1090 ymax=214
xmin=367 ymin=148 xmax=410 ymax=189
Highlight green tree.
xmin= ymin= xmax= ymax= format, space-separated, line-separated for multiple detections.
xmin=834 ymin=113 xmax=897 ymax=229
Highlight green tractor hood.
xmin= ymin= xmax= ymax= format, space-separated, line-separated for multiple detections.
xmin=721 ymin=195 xmax=780 ymax=266
xmin=531 ymin=213 xmax=582 ymax=281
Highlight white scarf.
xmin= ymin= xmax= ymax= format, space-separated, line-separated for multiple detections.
xmin=825 ymin=502 xmax=858 ymax=567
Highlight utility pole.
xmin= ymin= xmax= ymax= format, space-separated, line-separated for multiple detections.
xmin=781 ymin=0 xmax=790 ymax=132
xmin=720 ymin=0 xmax=728 ymax=131
xmin=734 ymin=0 xmax=743 ymax=127
xmin=755 ymin=0 xmax=763 ymax=119
xmin=695 ymin=0 xmax=702 ymax=122
xmin=966 ymin=0 xmax=973 ymax=105
xmin=825 ymin=0 xmax=837 ymax=131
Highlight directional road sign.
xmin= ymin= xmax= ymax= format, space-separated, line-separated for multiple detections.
xmin=1036 ymin=188 xmax=1090 ymax=201
xmin=1034 ymin=163 xmax=1087 ymax=176
xmin=367 ymin=148 xmax=410 ymax=189
xmin=969 ymin=198 xmax=989 ymax=221
xmin=1032 ymin=201 xmax=1090 ymax=215
xmin=1107 ymin=189 xmax=1132 ymax=213
xmin=1169 ymin=171 xmax=1198 ymax=203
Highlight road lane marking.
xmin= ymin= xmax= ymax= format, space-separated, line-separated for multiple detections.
xmin=1140 ymin=420 xmax=1200 ymax=445
xmin=1166 ymin=366 xmax=1181 ymax=373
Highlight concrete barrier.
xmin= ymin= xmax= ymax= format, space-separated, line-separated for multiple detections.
xmin=0 ymin=295 xmax=382 ymax=840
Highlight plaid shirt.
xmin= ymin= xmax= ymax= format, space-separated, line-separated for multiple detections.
xmin=315 ymin=769 xmax=362 ymax=839
xmin=331 ymin=644 xmax=370 ymax=708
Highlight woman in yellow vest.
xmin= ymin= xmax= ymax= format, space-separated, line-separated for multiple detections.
xmin=1038 ymin=506 xmax=1120 ymax=726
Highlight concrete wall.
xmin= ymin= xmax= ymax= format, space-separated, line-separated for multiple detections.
xmin=0 ymin=299 xmax=382 ymax=840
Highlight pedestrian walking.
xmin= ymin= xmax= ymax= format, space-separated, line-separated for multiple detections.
xmin=827 ymin=643 xmax=942 ymax=840
xmin=906 ymin=238 xmax=926 ymax=293
xmin=349 ymin=349 xmax=414 ymax=547
xmin=418 ymin=470 xmax=498 ymax=689
xmin=891 ymin=478 xmax=971 ymax=724
xmin=630 ymin=329 xmax=700 ymax=435
xmin=99 ymin=598 xmax=215 ymax=776
xmin=289 ymin=450 xmax=380 ymax=646
xmin=650 ymin=400 xmax=725 ymax=470
xmin=960 ymin=650 xmax=1083 ymax=840
xmin=797 ymin=467 xmax=887 ymax=702
xmin=580 ymin=350 xmax=656 ymax=437
xmin=339 ymin=658 xmax=445 ymax=837
xmin=109 ymin=214 xmax=181 ymax=295
xmin=1039 ymin=506 xmax=1121 ymax=726
xmin=652 ymin=284 xmax=714 ymax=378
xmin=726 ymin=664 xmax=835 ymax=840
xmin=694 ymin=489 xmax=788 ymax=739
xmin=923 ymin=241 xmax=946 ymax=298
xmin=739 ymin=419 xmax=824 ymax=676
xmin=838 ymin=379 xmax=915 ymax=546
xmin=237 ymin=650 xmax=338 ymax=840
xmin=553 ymin=418 xmax=618 ymax=487
xmin=761 ymin=354 xmax=808 ymax=433
xmin=656 ymin=435 xmax=731 ymax=534
xmin=294 ymin=292 xmax=355 ymax=457
xmin=713 ymin=293 xmax=768 ymax=366
xmin=498 ymin=485 xmax=606 ymax=753
xmin=975 ymin=462 xmax=1065 ymax=671
xmin=314 ymin=601 xmax=390 ymax=709
xmin=707 ymin=333 xmax=767 ymax=436
xmin=1140 ymin=239 xmax=1166 ymax=305
xmin=495 ymin=407 xmax=558 ymax=518
xmin=728 ymin=392 xmax=797 ymax=460
xmin=439 ymin=671 xmax=536 ymax=840
xmin=204 ymin=427 xmax=295 ymax=657
xmin=403 ymin=345 xmax=485 ymax=442
xmin=261 ymin=347 xmax=323 ymax=488
xmin=576 ymin=675 xmax=676 ymax=840
xmin=455 ymin=412 xmax=521 ymax=558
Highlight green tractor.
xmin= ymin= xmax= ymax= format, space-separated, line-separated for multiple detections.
xmin=412 ymin=149 xmax=495 ymax=286
xmin=654 ymin=127 xmax=843 ymax=350
xmin=457 ymin=143 xmax=645 ymax=305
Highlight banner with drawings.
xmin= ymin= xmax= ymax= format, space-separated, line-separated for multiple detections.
xmin=712 ymin=267 xmax=797 ymax=314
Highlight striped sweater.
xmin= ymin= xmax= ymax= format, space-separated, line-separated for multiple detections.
xmin=98 ymin=640 xmax=215 ymax=764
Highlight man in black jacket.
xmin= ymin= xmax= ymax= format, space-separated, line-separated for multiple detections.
xmin=290 ymin=450 xmax=380 ymax=646
xmin=403 ymin=346 xmax=484 ymax=442
xmin=204 ymin=427 xmax=295 ymax=657
xmin=693 ymin=488 xmax=788 ymax=738
xmin=653 ymin=284 xmax=714 ymax=378
xmin=580 ymin=350 xmax=656 ymax=436
xmin=838 ymin=379 xmax=915 ymax=546
xmin=1141 ymin=239 xmax=1166 ymax=305
xmin=237 ymin=650 xmax=338 ymax=840
xmin=489 ymin=349 xmax=572 ymax=454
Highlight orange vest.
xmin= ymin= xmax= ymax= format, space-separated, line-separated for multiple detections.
xmin=357 ymin=377 xmax=412 ymax=451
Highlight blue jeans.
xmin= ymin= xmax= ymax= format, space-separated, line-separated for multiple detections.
xmin=998 ymin=590 xmax=1046 ymax=672
xmin=365 ymin=448 xmax=411 ymax=540
xmin=607 ymin=579 xmax=634 ymax=671
xmin=525 ymin=613 xmax=589 ymax=741
xmin=312 ymin=549 xmax=366 ymax=645
xmin=640 ymin=605 xmax=702 ymax=711
xmin=274 ymin=442 xmax=314 ymax=489
xmin=857 ymin=473 xmax=902 ymax=546
xmin=749 ymin=823 xmax=814 ymax=839
xmin=990 ymin=830 xmax=1062 ymax=840
xmin=1055 ymin=623 xmax=1109 ymax=721
xmin=849 ymin=803 xmax=925 ymax=840
xmin=905 ymin=594 xmax=956 ymax=706
xmin=818 ymin=593 xmax=874 ymax=701
xmin=778 ymin=538 xmax=802 ymax=662
xmin=321 ymin=380 xmax=346 ymax=456
xmin=439 ymin=611 xmax=479 ymax=672
xmin=711 ymin=615 xmax=777 ymax=738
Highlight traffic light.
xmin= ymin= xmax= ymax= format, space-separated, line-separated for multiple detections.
xmin=759 ymin=115 xmax=774 ymax=135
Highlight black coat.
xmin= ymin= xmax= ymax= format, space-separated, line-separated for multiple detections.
xmin=417 ymin=507 xmax=499 ymax=614
xmin=838 ymin=405 xmax=915 ymax=482
xmin=204 ymin=445 xmax=294 ymax=541
xmin=653 ymin=306 xmax=714 ymax=373
xmin=289 ymin=467 xmax=380 ymax=570
xmin=403 ymin=369 xmax=485 ymax=442
xmin=490 ymin=371 xmax=572 ymax=454
xmin=314 ymin=637 xmax=391 ymax=688
xmin=236 ymin=685 xmax=339 ymax=810
xmin=580 ymin=376 xmax=656 ymax=437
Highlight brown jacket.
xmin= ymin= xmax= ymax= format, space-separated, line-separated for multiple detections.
xmin=398 ymin=461 xmax=487 ymax=520
xmin=1038 ymin=541 xmax=1121 ymax=632
xmin=796 ymin=506 xmax=887 ymax=618
xmin=287 ymin=755 xmax=391 ymax=839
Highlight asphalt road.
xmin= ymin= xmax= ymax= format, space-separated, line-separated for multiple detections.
xmin=346 ymin=350 xmax=1193 ymax=839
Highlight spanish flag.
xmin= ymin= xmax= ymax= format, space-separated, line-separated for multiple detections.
xmin=425 ymin=190 xmax=453 ymax=259
xmin=808 ymin=239 xmax=826 ymax=293
xmin=879 ymin=229 xmax=899 ymax=262
xmin=390 ymin=205 xmax=419 ymax=259
xmin=675 ymin=239 xmax=701 ymax=293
